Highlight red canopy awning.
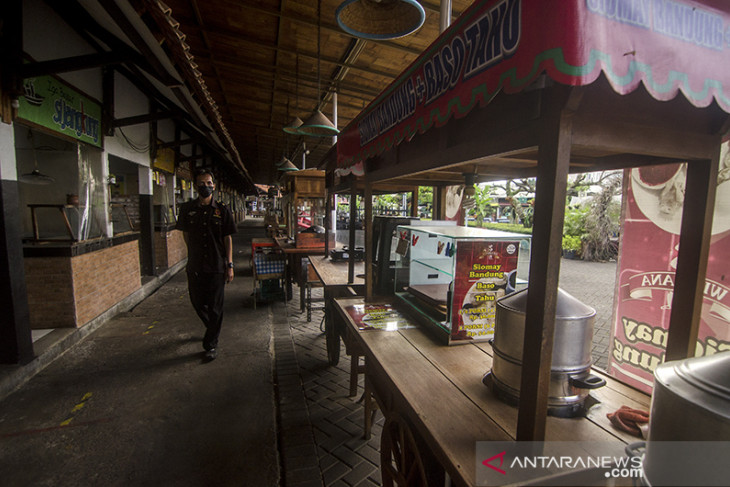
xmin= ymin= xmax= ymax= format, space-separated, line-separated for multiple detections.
xmin=337 ymin=0 xmax=730 ymax=171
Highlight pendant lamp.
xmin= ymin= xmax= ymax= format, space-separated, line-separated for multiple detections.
xmin=19 ymin=130 xmax=55 ymax=185
xmin=283 ymin=56 xmax=304 ymax=134
xmin=277 ymin=155 xmax=293 ymax=167
xmin=283 ymin=117 xmax=304 ymax=135
xmin=336 ymin=0 xmax=425 ymax=40
xmin=299 ymin=0 xmax=339 ymax=137
xmin=278 ymin=160 xmax=299 ymax=172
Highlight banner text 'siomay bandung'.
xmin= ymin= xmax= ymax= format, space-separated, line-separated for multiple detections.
xmin=336 ymin=0 xmax=730 ymax=171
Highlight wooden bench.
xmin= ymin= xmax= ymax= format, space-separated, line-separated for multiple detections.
xmin=308 ymin=256 xmax=365 ymax=395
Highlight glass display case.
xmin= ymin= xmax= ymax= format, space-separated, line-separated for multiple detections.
xmin=394 ymin=225 xmax=531 ymax=345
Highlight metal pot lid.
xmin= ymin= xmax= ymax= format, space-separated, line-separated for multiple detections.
xmin=496 ymin=287 xmax=596 ymax=319
xmin=656 ymin=351 xmax=730 ymax=401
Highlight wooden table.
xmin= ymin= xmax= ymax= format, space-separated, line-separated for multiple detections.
xmin=308 ymin=256 xmax=365 ymax=393
xmin=334 ymin=296 xmax=651 ymax=487
xmin=274 ymin=237 xmax=326 ymax=303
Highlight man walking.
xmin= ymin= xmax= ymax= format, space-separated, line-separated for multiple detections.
xmin=176 ymin=169 xmax=236 ymax=361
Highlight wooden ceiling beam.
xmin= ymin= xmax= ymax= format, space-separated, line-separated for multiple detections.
xmin=175 ymin=5 xmax=425 ymax=57
xmin=113 ymin=110 xmax=179 ymax=127
xmin=18 ymin=51 xmax=132 ymax=78
xmin=97 ymin=0 xmax=183 ymax=87
xmin=43 ymin=0 xmax=181 ymax=88
xmin=157 ymin=137 xmax=201 ymax=149
xmin=201 ymin=57 xmax=381 ymax=103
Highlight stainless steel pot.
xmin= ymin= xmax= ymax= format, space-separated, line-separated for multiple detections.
xmin=486 ymin=287 xmax=605 ymax=417
xmin=642 ymin=351 xmax=730 ymax=487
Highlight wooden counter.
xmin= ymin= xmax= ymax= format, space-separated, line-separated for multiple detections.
xmin=308 ymin=257 xmax=366 ymax=389
xmin=274 ymin=237 xmax=326 ymax=304
xmin=307 ymin=255 xmax=364 ymax=288
xmin=333 ymin=296 xmax=650 ymax=486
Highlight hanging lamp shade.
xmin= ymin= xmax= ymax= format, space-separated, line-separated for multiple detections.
xmin=298 ymin=110 xmax=339 ymax=137
xmin=277 ymin=155 xmax=293 ymax=167
xmin=19 ymin=168 xmax=55 ymax=185
xmin=283 ymin=116 xmax=304 ymax=134
xmin=278 ymin=160 xmax=299 ymax=172
xmin=336 ymin=0 xmax=426 ymax=40
xmin=20 ymin=131 xmax=55 ymax=185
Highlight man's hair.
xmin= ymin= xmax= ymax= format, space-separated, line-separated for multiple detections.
xmin=195 ymin=169 xmax=215 ymax=184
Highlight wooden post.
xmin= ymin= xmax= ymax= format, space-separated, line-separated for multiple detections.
xmin=665 ymin=152 xmax=719 ymax=360
xmin=435 ymin=185 xmax=445 ymax=220
xmin=324 ymin=190 xmax=333 ymax=255
xmin=102 ymin=67 xmax=115 ymax=136
xmin=364 ymin=183 xmax=373 ymax=299
xmin=517 ymin=89 xmax=574 ymax=442
xmin=348 ymin=182 xmax=357 ymax=283
xmin=411 ymin=188 xmax=419 ymax=217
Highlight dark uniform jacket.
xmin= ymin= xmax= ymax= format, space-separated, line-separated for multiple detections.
xmin=176 ymin=198 xmax=237 ymax=274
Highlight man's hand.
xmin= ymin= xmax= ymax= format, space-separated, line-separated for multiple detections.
xmin=226 ymin=267 xmax=234 ymax=283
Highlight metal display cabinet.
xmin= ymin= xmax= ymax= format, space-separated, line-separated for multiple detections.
xmin=394 ymin=225 xmax=530 ymax=345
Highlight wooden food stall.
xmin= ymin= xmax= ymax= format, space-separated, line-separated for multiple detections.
xmin=325 ymin=0 xmax=730 ymax=484
xmin=280 ymin=169 xmax=328 ymax=245
xmin=277 ymin=169 xmax=332 ymax=304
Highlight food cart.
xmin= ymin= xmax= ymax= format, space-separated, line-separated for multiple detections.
xmin=325 ymin=0 xmax=730 ymax=484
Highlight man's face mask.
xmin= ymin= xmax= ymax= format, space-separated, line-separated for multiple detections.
xmin=197 ymin=183 xmax=214 ymax=198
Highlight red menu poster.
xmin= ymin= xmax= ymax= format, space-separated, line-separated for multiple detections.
xmin=451 ymin=240 xmax=520 ymax=341
xmin=609 ymin=157 xmax=730 ymax=394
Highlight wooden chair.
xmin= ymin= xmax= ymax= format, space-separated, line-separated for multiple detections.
xmin=302 ymin=258 xmax=325 ymax=322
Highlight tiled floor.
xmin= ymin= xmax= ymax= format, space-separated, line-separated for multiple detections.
xmin=277 ymin=288 xmax=384 ymax=487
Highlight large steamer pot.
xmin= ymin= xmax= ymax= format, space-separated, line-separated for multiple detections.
xmin=641 ymin=351 xmax=730 ymax=487
xmin=487 ymin=287 xmax=605 ymax=417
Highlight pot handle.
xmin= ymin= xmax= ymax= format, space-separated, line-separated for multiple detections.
xmin=570 ymin=374 xmax=606 ymax=389
xmin=625 ymin=441 xmax=646 ymax=459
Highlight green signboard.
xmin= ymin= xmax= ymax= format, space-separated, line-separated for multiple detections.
xmin=18 ymin=75 xmax=102 ymax=148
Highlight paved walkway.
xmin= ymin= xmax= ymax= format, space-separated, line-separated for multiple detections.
xmin=0 ymin=221 xmax=618 ymax=486
xmin=558 ymin=258 xmax=618 ymax=370
xmin=0 ymin=221 xmax=280 ymax=486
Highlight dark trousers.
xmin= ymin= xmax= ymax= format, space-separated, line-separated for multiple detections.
xmin=187 ymin=271 xmax=226 ymax=350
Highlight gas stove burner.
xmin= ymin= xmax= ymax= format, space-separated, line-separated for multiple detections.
xmin=482 ymin=371 xmax=590 ymax=418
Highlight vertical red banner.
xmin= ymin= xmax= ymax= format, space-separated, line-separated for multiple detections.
xmin=609 ymin=155 xmax=730 ymax=393
xmin=451 ymin=240 xmax=520 ymax=341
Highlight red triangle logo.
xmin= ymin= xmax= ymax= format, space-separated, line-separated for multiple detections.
xmin=482 ymin=451 xmax=507 ymax=475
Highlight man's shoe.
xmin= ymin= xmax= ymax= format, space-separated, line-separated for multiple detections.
xmin=204 ymin=348 xmax=217 ymax=361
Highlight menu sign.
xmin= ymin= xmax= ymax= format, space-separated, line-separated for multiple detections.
xmin=451 ymin=240 xmax=520 ymax=341
xmin=608 ymin=156 xmax=730 ymax=393
xmin=344 ymin=303 xmax=417 ymax=331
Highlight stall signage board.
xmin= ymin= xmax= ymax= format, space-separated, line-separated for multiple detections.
xmin=18 ymin=75 xmax=102 ymax=148
xmin=608 ymin=156 xmax=730 ymax=394
xmin=155 ymin=145 xmax=175 ymax=173
xmin=336 ymin=0 xmax=730 ymax=170
xmin=344 ymin=303 xmax=417 ymax=331
xmin=451 ymin=240 xmax=520 ymax=341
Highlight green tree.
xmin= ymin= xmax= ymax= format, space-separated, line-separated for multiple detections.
xmin=581 ymin=173 xmax=622 ymax=261
xmin=470 ymin=185 xmax=493 ymax=226
xmin=492 ymin=179 xmax=535 ymax=224
xmin=418 ymin=186 xmax=433 ymax=218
